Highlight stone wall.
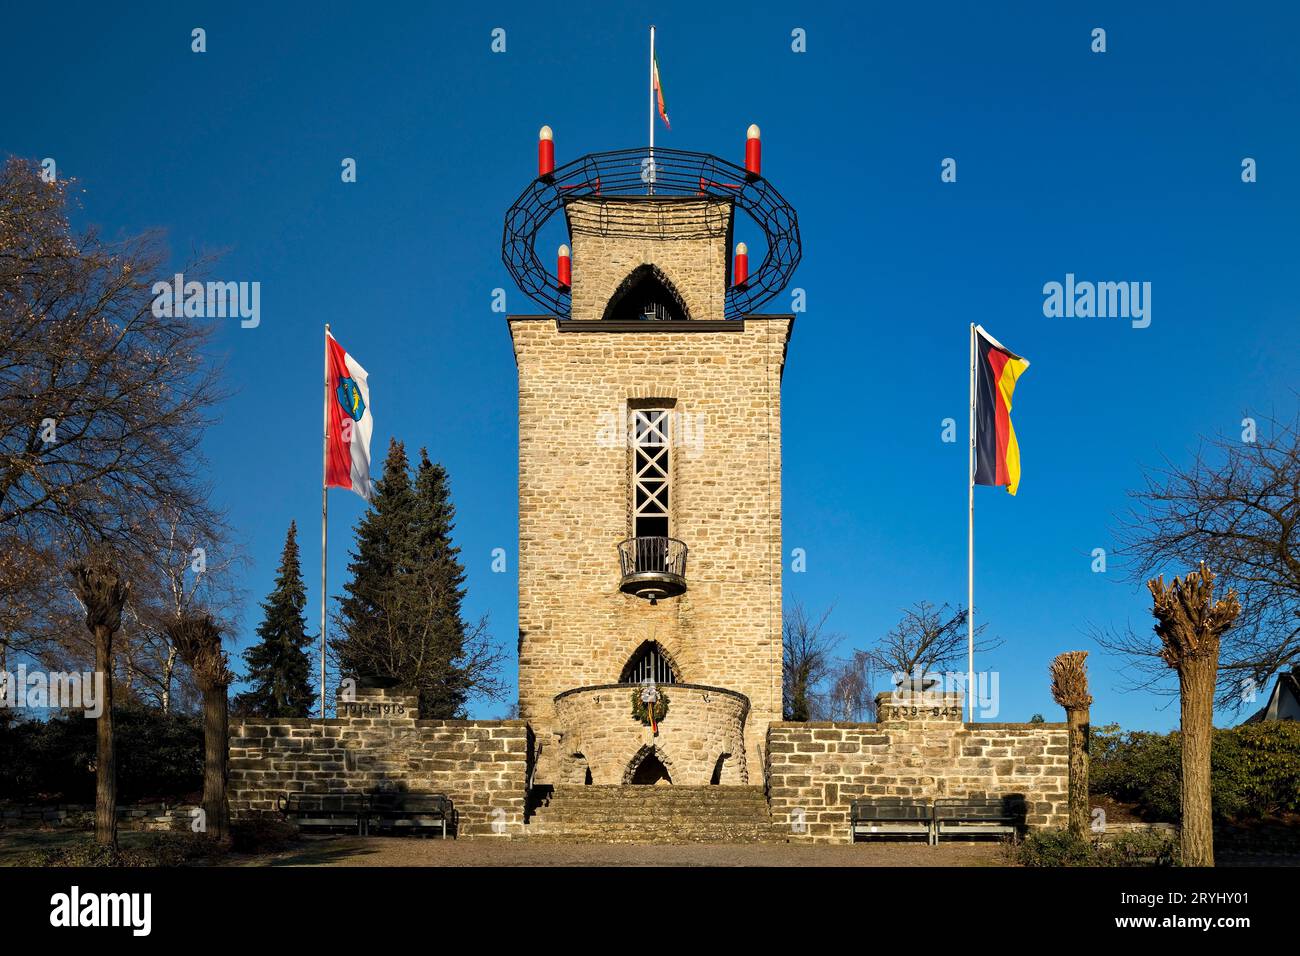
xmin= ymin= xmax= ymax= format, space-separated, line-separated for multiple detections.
xmin=766 ymin=705 xmax=1069 ymax=843
xmin=552 ymin=683 xmax=749 ymax=785
xmin=0 ymin=803 xmax=199 ymax=832
xmin=228 ymin=689 xmax=528 ymax=837
xmin=566 ymin=197 xmax=732 ymax=323
xmin=510 ymin=314 xmax=791 ymax=783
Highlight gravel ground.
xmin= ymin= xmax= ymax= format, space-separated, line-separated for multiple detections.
xmin=248 ymin=836 xmax=1009 ymax=867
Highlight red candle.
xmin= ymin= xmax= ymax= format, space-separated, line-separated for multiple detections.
xmin=538 ymin=125 xmax=555 ymax=179
xmin=557 ymin=244 xmax=571 ymax=288
xmin=745 ymin=124 xmax=761 ymax=178
xmin=733 ymin=242 xmax=749 ymax=287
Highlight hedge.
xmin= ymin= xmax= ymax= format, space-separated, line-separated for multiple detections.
xmin=0 ymin=706 xmax=202 ymax=804
xmin=1091 ymin=721 xmax=1300 ymax=823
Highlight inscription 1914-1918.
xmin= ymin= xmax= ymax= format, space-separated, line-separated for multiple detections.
xmin=338 ymin=701 xmax=407 ymax=718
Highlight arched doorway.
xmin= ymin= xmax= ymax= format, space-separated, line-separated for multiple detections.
xmin=624 ymin=744 xmax=673 ymax=785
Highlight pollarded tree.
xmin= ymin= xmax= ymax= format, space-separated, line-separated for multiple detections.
xmin=168 ymin=613 xmax=232 ymax=844
xmin=1114 ymin=412 xmax=1300 ymax=707
xmin=234 ymin=521 xmax=314 ymax=717
xmin=1147 ymin=563 xmax=1240 ymax=867
xmin=1050 ymin=651 xmax=1093 ymax=839
xmin=68 ymin=554 xmax=130 ymax=847
xmin=0 ymin=157 xmax=231 ymax=713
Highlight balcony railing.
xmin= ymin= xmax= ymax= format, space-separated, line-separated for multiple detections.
xmin=616 ymin=536 xmax=688 ymax=603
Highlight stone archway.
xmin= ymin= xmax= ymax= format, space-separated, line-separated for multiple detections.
xmin=623 ymin=744 xmax=675 ymax=785
xmin=618 ymin=640 xmax=682 ymax=685
xmin=601 ymin=264 xmax=692 ymax=323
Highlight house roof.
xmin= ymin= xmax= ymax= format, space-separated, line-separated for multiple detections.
xmin=1242 ymin=667 xmax=1300 ymax=724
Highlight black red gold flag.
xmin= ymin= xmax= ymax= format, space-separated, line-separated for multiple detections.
xmin=973 ymin=325 xmax=1030 ymax=495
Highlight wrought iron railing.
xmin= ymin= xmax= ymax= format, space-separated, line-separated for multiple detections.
xmin=616 ymin=536 xmax=688 ymax=581
xmin=503 ymin=147 xmax=801 ymax=320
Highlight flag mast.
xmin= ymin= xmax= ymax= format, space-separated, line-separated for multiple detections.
xmin=321 ymin=324 xmax=330 ymax=719
xmin=967 ymin=322 xmax=976 ymax=724
xmin=648 ymin=24 xmax=656 ymax=196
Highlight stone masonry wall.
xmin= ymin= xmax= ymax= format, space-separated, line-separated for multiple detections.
xmin=552 ymin=683 xmax=748 ymax=785
xmin=510 ymin=315 xmax=791 ymax=783
xmin=767 ymin=706 xmax=1069 ymax=843
xmin=567 ymin=197 xmax=732 ymax=323
xmin=229 ymin=688 xmax=528 ymax=837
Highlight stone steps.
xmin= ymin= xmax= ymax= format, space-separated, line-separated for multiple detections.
xmin=526 ymin=785 xmax=784 ymax=844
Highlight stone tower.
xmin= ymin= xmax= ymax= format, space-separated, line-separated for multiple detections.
xmin=507 ymin=148 xmax=797 ymax=787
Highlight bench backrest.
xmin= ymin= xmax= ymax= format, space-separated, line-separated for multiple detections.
xmin=282 ymin=792 xmax=369 ymax=813
xmin=934 ymin=796 xmax=1026 ymax=820
xmin=850 ymin=798 xmax=931 ymax=821
xmin=368 ymin=791 xmax=452 ymax=814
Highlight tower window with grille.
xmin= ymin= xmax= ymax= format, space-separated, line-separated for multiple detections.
xmin=632 ymin=409 xmax=670 ymax=540
xmin=620 ymin=641 xmax=679 ymax=685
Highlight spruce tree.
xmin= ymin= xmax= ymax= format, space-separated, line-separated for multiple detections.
xmin=333 ymin=440 xmax=485 ymax=718
xmin=333 ymin=439 xmax=418 ymax=688
xmin=235 ymin=521 xmax=315 ymax=717
xmin=412 ymin=448 xmax=471 ymax=717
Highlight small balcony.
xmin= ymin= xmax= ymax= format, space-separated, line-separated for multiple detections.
xmin=616 ymin=536 xmax=688 ymax=603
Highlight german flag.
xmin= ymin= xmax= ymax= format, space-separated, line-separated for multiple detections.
xmin=973 ymin=325 xmax=1030 ymax=495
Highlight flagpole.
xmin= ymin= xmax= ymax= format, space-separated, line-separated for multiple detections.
xmin=648 ymin=24 xmax=655 ymax=196
xmin=967 ymin=322 xmax=976 ymax=724
xmin=321 ymin=324 xmax=330 ymax=720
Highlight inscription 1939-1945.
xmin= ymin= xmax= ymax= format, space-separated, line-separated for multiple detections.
xmin=878 ymin=704 xmax=962 ymax=721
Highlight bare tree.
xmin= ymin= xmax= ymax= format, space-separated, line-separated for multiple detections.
xmin=866 ymin=601 xmax=999 ymax=683
xmin=69 ymin=554 xmax=129 ymax=847
xmin=1049 ymin=651 xmax=1093 ymax=839
xmin=1109 ymin=411 xmax=1300 ymax=707
xmin=825 ymin=649 xmax=877 ymax=722
xmin=1148 ymin=563 xmax=1240 ymax=867
xmin=126 ymin=511 xmax=244 ymax=713
xmin=782 ymin=602 xmax=842 ymax=721
xmin=0 ymin=157 xmax=227 ymax=646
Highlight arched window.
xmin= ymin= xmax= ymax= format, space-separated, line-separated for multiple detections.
xmin=601 ymin=264 xmax=691 ymax=322
xmin=619 ymin=641 xmax=679 ymax=685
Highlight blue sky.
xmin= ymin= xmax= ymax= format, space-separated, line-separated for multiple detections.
xmin=5 ymin=2 xmax=1298 ymax=729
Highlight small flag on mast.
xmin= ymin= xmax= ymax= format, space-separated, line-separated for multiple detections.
xmin=653 ymin=51 xmax=670 ymax=129
xmin=973 ymin=325 xmax=1030 ymax=495
xmin=325 ymin=331 xmax=375 ymax=501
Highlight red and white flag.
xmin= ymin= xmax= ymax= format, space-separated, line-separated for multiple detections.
xmin=325 ymin=331 xmax=374 ymax=501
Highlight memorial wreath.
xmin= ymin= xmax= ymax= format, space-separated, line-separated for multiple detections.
xmin=631 ymin=687 xmax=669 ymax=728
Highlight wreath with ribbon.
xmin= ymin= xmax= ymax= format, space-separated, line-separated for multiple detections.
xmin=631 ymin=687 xmax=669 ymax=729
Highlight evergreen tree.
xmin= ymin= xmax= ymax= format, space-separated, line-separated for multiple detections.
xmin=333 ymin=440 xmax=500 ymax=717
xmin=234 ymin=522 xmax=315 ymax=717
xmin=412 ymin=449 xmax=471 ymax=717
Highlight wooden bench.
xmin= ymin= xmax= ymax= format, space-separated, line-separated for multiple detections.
xmin=933 ymin=796 xmax=1025 ymax=843
xmin=367 ymin=791 xmax=455 ymax=839
xmin=277 ymin=792 xmax=370 ymax=835
xmin=850 ymin=798 xmax=934 ymax=843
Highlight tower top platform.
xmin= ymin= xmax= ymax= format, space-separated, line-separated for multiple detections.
xmin=503 ymin=147 xmax=801 ymax=320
